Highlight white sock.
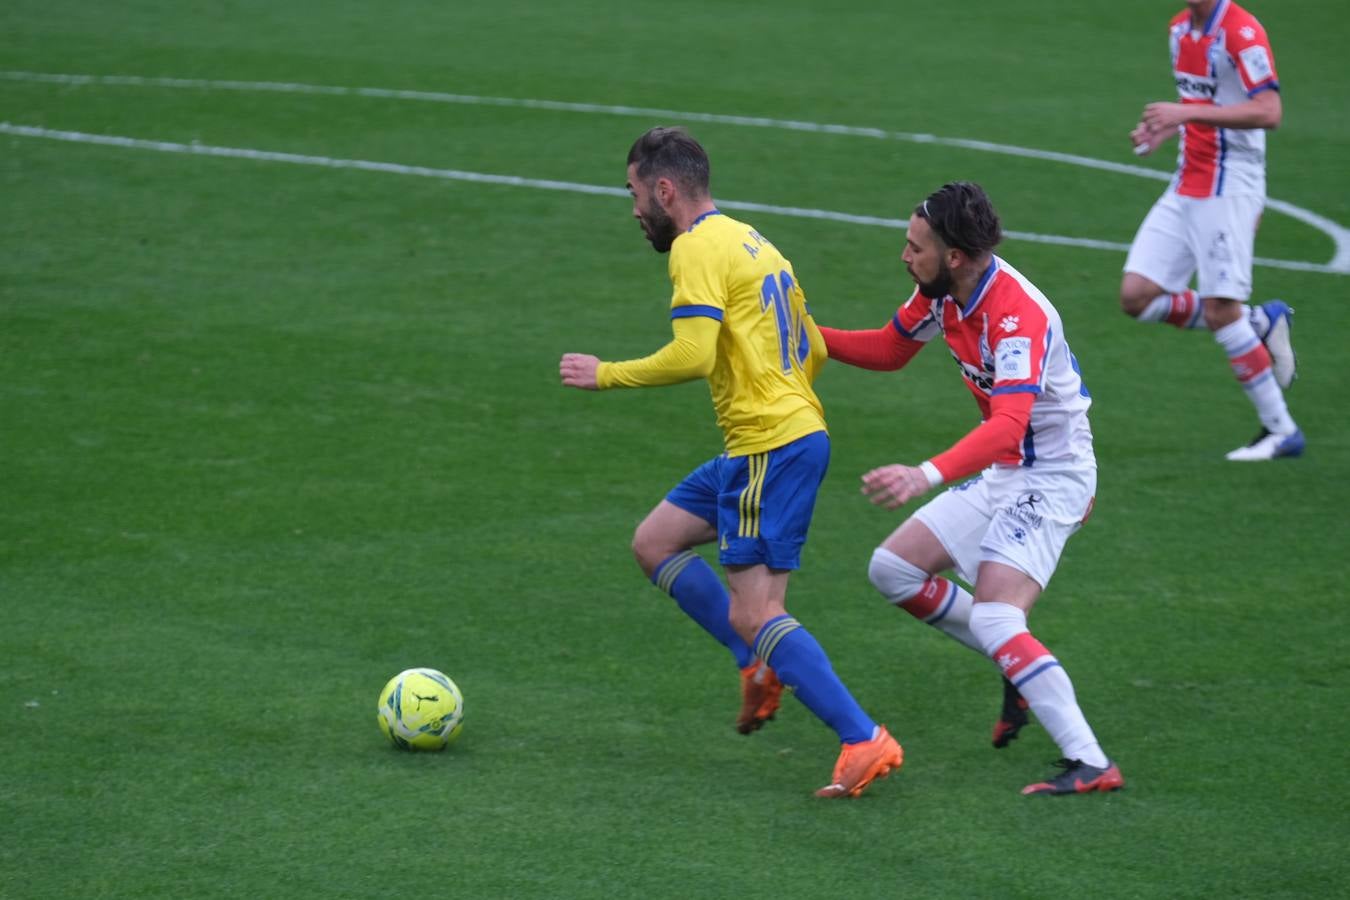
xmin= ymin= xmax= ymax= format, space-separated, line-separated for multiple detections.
xmin=970 ymin=602 xmax=1108 ymax=768
xmin=1137 ymin=290 xmax=1204 ymax=328
xmin=869 ymin=548 xmax=982 ymax=653
xmin=1213 ymin=318 xmax=1297 ymax=435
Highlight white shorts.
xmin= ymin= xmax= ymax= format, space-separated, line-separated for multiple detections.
xmin=912 ymin=464 xmax=1096 ymax=590
xmin=1123 ymin=190 xmax=1263 ymax=302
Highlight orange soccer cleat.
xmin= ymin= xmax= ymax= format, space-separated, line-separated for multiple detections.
xmin=736 ymin=661 xmax=783 ymax=735
xmin=814 ymin=725 xmax=904 ymax=798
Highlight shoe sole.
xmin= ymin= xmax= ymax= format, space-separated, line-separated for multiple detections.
xmin=1022 ymin=779 xmax=1123 ymax=796
xmin=1262 ymin=305 xmax=1297 ymax=390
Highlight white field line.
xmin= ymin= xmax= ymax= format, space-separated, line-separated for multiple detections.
xmin=5 ymin=121 xmax=1338 ymax=272
xmin=2 ymin=70 xmax=1346 ymax=274
xmin=0 ymin=123 xmax=1134 ymax=256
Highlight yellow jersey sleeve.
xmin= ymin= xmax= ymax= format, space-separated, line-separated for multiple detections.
xmin=596 ymin=316 xmax=720 ymax=388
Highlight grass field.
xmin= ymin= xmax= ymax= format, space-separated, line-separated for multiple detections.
xmin=3 ymin=2 xmax=1348 ymax=898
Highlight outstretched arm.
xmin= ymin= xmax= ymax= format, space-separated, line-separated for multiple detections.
xmin=817 ymin=321 xmax=924 ymax=371
xmin=560 ymin=315 xmax=719 ymax=390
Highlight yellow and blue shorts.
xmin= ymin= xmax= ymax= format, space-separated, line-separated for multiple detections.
xmin=666 ymin=430 xmax=829 ymax=571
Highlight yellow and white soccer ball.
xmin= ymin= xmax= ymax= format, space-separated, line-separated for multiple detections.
xmin=377 ymin=667 xmax=464 ymax=751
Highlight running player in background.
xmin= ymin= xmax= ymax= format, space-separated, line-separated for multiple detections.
xmin=1124 ymin=0 xmax=1302 ymax=461
xmin=819 ymin=182 xmax=1123 ymax=795
xmin=560 ymin=126 xmax=902 ymax=799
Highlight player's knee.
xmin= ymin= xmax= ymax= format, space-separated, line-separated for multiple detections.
xmin=968 ymin=602 xmax=1028 ymax=657
xmin=727 ymin=606 xmax=761 ymax=645
xmin=630 ymin=527 xmax=666 ymax=578
xmin=1202 ymin=297 xmax=1243 ymax=331
xmin=868 ymin=547 xmax=929 ymax=604
xmin=1118 ymin=287 xmax=1148 ymax=318
xmin=1118 ymin=275 xmax=1155 ymax=318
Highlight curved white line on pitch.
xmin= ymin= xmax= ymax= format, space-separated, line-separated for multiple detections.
xmin=4 ymin=70 xmax=1347 ymax=272
xmin=7 ymin=122 xmax=1342 ymax=273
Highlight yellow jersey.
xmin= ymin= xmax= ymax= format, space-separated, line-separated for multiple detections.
xmin=600 ymin=211 xmax=827 ymax=456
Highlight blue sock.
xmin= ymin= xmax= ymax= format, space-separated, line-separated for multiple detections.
xmin=754 ymin=615 xmax=875 ymax=744
xmin=652 ymin=551 xmax=753 ymax=668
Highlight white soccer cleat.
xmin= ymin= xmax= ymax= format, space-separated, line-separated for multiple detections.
xmin=1252 ymin=300 xmax=1297 ymax=390
xmin=1225 ymin=428 xmax=1305 ymax=462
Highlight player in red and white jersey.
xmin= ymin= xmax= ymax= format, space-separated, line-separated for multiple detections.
xmin=871 ymin=251 xmax=1095 ymax=476
xmin=1166 ymin=0 xmax=1274 ymax=198
xmin=1122 ymin=0 xmax=1303 ymax=461
xmin=819 ymin=183 xmax=1122 ymax=796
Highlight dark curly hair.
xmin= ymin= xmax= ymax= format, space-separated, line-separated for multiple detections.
xmin=627 ymin=126 xmax=711 ymax=197
xmin=914 ymin=182 xmax=1003 ymax=258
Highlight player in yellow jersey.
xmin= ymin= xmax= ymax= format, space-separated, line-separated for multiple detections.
xmin=560 ymin=127 xmax=900 ymax=798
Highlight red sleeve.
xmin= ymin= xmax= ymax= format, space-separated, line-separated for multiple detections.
xmin=928 ymin=391 xmax=1035 ymax=483
xmin=818 ymin=320 xmax=924 ymax=371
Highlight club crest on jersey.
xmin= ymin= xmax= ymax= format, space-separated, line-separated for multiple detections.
xmin=1000 ymin=315 xmax=1020 ymax=333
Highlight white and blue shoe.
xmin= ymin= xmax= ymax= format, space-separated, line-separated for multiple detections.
xmin=1251 ymin=300 xmax=1298 ymax=390
xmin=1225 ymin=427 xmax=1305 ymax=462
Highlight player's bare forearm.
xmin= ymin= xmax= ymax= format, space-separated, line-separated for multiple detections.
xmin=860 ymin=463 xmax=930 ymax=509
xmin=1140 ymin=91 xmax=1281 ymax=135
xmin=559 ymin=353 xmax=601 ymax=390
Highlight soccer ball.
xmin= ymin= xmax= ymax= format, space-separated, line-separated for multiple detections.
xmin=376 ymin=667 xmax=464 ymax=751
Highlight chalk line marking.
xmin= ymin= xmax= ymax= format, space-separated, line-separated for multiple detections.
xmin=0 ymin=122 xmax=1138 ymax=257
xmin=2 ymin=70 xmax=1346 ymax=274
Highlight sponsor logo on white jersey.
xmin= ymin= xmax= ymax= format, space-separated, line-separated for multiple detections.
xmin=995 ymin=336 xmax=1032 ymax=381
xmin=1175 ymin=71 xmax=1218 ymax=99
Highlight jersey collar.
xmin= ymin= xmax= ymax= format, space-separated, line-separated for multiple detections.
xmin=957 ymin=257 xmax=1000 ymax=318
xmin=1202 ymin=0 xmax=1229 ymax=35
xmin=688 ymin=209 xmax=722 ymax=231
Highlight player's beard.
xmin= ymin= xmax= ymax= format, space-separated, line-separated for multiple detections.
xmin=913 ymin=259 xmax=954 ymax=300
xmin=638 ymin=199 xmax=678 ymax=253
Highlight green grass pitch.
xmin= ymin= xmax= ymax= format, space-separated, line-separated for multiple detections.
xmin=3 ymin=1 xmax=1348 ymax=897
